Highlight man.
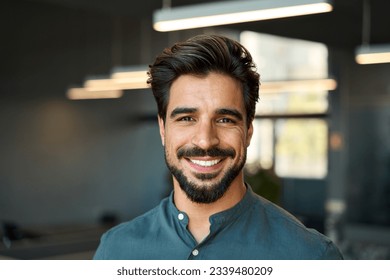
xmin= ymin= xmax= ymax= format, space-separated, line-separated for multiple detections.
xmin=93 ymin=34 xmax=343 ymax=260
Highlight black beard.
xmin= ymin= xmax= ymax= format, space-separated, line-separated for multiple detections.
xmin=164 ymin=146 xmax=246 ymax=204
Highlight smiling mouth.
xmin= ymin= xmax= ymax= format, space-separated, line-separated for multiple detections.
xmin=189 ymin=159 xmax=221 ymax=167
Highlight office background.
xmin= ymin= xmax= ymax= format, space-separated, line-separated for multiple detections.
xmin=1 ymin=0 xmax=389 ymax=259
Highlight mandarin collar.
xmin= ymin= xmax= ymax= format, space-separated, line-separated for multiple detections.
xmin=168 ymin=184 xmax=256 ymax=228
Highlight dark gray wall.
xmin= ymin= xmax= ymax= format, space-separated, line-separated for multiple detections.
xmin=346 ymin=62 xmax=390 ymax=226
xmin=327 ymin=48 xmax=390 ymax=258
xmin=0 ymin=1 xmax=170 ymax=227
xmin=328 ymin=49 xmax=390 ymax=227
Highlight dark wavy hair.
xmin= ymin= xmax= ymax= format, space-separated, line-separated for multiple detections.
xmin=147 ymin=34 xmax=260 ymax=126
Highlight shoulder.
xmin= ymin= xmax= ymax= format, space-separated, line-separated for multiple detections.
xmin=249 ymin=193 xmax=343 ymax=259
xmin=93 ymin=197 xmax=169 ymax=259
xmin=107 ymin=206 xmax=160 ymax=238
xmin=251 ymin=193 xmax=305 ymax=228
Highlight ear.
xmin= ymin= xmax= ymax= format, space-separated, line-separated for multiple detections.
xmin=246 ymin=122 xmax=254 ymax=147
xmin=158 ymin=115 xmax=165 ymax=146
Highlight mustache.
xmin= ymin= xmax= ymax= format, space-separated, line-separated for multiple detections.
xmin=177 ymin=146 xmax=236 ymax=159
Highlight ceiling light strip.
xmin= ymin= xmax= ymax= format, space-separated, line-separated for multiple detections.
xmin=260 ymin=78 xmax=337 ymax=93
xmin=66 ymin=88 xmax=123 ymax=100
xmin=355 ymin=44 xmax=390 ymax=64
xmin=154 ymin=0 xmax=333 ymax=32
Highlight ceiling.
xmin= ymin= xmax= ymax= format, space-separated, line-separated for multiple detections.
xmin=26 ymin=0 xmax=390 ymax=50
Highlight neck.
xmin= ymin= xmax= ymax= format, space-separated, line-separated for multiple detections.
xmin=173 ymin=175 xmax=246 ymax=243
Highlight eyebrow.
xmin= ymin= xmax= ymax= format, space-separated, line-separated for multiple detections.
xmin=216 ymin=108 xmax=243 ymax=121
xmin=170 ymin=107 xmax=197 ymax=119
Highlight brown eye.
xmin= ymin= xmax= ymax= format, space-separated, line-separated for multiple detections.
xmin=218 ymin=118 xmax=234 ymax=124
xmin=179 ymin=116 xmax=194 ymax=122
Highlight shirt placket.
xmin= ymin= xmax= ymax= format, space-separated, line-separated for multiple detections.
xmin=176 ymin=211 xmax=201 ymax=259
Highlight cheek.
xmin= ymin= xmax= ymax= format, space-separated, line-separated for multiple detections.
xmin=228 ymin=127 xmax=252 ymax=149
xmin=165 ymin=130 xmax=190 ymax=151
xmin=221 ymin=129 xmax=248 ymax=147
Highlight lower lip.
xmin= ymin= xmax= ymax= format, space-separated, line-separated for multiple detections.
xmin=186 ymin=159 xmax=223 ymax=173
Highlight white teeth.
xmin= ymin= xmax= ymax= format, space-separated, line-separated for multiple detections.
xmin=190 ymin=159 xmax=220 ymax=167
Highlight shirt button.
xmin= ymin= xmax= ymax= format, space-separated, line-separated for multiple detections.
xmin=178 ymin=213 xmax=184 ymax=220
xmin=192 ymin=249 xmax=199 ymax=256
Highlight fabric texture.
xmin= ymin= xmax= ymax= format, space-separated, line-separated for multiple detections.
xmin=93 ymin=186 xmax=343 ymax=260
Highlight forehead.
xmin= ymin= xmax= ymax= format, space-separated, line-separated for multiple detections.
xmin=168 ymin=72 xmax=244 ymax=111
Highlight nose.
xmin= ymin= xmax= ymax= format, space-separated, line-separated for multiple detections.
xmin=191 ymin=119 xmax=220 ymax=150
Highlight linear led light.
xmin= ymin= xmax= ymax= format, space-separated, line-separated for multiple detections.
xmin=82 ymin=78 xmax=148 ymax=91
xmin=81 ymin=68 xmax=149 ymax=92
xmin=83 ymin=78 xmax=148 ymax=91
xmin=110 ymin=66 xmax=149 ymax=89
xmin=66 ymin=66 xmax=149 ymax=100
xmin=153 ymin=0 xmax=333 ymax=32
xmin=261 ymin=78 xmax=337 ymax=94
xmin=355 ymin=44 xmax=390 ymax=64
xmin=66 ymin=88 xmax=123 ymax=100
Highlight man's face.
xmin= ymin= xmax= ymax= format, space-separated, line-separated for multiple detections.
xmin=158 ymin=72 xmax=253 ymax=204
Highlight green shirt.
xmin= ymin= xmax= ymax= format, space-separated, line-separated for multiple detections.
xmin=93 ymin=186 xmax=343 ymax=260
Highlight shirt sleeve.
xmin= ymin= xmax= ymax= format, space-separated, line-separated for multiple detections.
xmin=93 ymin=232 xmax=108 ymax=260
xmin=320 ymin=241 xmax=344 ymax=260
